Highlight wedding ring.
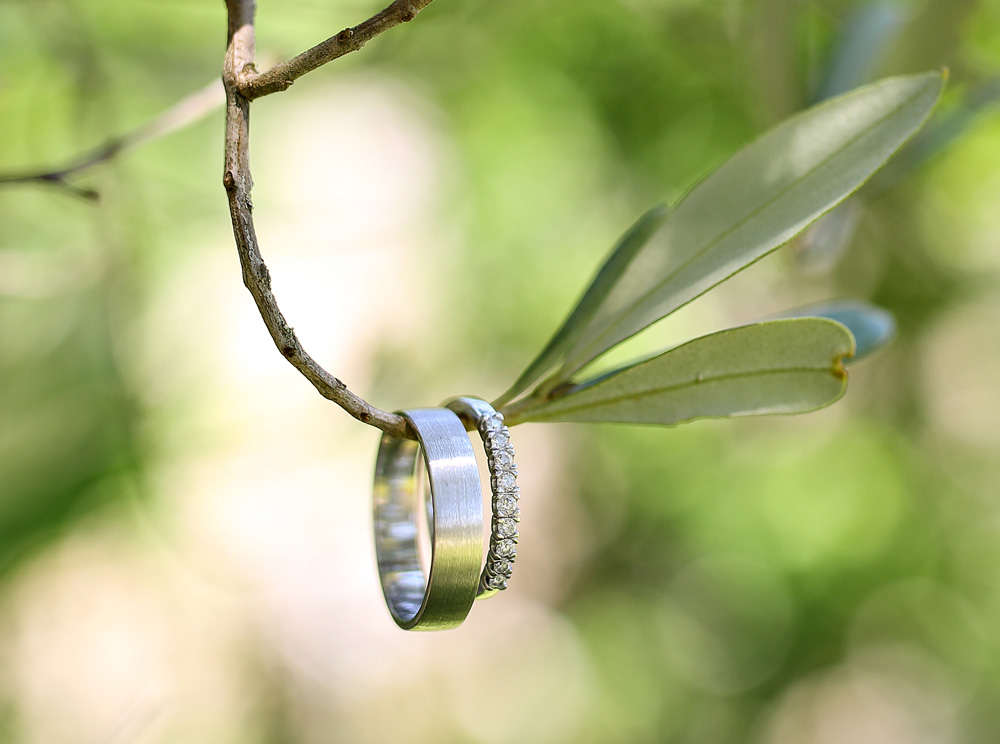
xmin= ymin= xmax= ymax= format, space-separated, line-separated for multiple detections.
xmin=444 ymin=397 xmax=520 ymax=599
xmin=373 ymin=408 xmax=484 ymax=630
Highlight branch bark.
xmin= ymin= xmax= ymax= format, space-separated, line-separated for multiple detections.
xmin=239 ymin=0 xmax=437 ymax=100
xmin=0 ymin=79 xmax=223 ymax=200
xmin=223 ymin=0 xmax=411 ymax=439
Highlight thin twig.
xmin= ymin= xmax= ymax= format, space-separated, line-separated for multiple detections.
xmin=223 ymin=0 xmax=410 ymax=439
xmin=0 ymin=79 xmax=224 ymax=201
xmin=238 ymin=0 xmax=437 ymax=100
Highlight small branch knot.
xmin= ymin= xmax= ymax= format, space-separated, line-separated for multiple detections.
xmin=223 ymin=170 xmax=236 ymax=191
xmin=399 ymin=6 xmax=417 ymax=22
xmin=256 ymin=261 xmax=271 ymax=287
xmin=337 ymin=28 xmax=354 ymax=43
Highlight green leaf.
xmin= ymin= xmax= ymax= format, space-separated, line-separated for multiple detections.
xmin=555 ymin=71 xmax=944 ymax=379
xmin=494 ymin=204 xmax=668 ymax=407
xmin=778 ymin=301 xmax=896 ymax=362
xmin=515 ymin=319 xmax=855 ymax=426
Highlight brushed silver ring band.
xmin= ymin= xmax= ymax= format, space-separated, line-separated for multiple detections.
xmin=444 ymin=396 xmax=520 ymax=599
xmin=373 ymin=408 xmax=484 ymax=630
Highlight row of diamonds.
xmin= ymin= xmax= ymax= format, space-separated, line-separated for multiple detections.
xmin=480 ymin=411 xmax=519 ymax=591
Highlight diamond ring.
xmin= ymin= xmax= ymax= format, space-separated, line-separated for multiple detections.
xmin=444 ymin=396 xmax=520 ymax=598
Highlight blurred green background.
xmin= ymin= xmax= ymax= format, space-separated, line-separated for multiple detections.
xmin=2 ymin=0 xmax=1000 ymax=741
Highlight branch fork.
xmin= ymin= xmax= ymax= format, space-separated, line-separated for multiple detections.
xmin=230 ymin=0 xmax=433 ymax=100
xmin=223 ymin=0 xmax=440 ymax=439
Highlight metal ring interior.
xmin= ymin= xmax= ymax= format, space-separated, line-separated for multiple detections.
xmin=373 ymin=407 xmax=483 ymax=630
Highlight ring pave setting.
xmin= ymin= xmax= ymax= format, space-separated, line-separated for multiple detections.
xmin=444 ymin=396 xmax=521 ymax=598
xmin=480 ymin=411 xmax=519 ymax=593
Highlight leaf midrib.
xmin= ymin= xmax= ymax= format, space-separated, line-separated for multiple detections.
xmin=526 ymin=365 xmax=841 ymax=420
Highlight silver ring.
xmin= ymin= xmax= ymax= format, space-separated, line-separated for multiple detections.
xmin=373 ymin=408 xmax=484 ymax=630
xmin=444 ymin=397 xmax=519 ymax=599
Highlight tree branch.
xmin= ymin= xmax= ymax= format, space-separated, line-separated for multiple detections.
xmin=0 ymin=79 xmax=224 ymax=201
xmin=223 ymin=0 xmax=411 ymax=439
xmin=238 ymin=0 xmax=438 ymax=100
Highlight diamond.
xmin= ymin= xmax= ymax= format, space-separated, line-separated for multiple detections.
xmin=482 ymin=414 xmax=502 ymax=433
xmin=491 ymin=429 xmax=509 ymax=449
xmin=493 ymin=560 xmax=513 ymax=577
xmin=495 ymin=539 xmax=516 ymax=559
xmin=497 ymin=518 xmax=517 ymax=538
xmin=493 ymin=449 xmax=513 ymax=469
xmin=497 ymin=471 xmax=517 ymax=492
xmin=489 ymin=574 xmax=508 ymax=590
xmin=496 ymin=494 xmax=518 ymax=517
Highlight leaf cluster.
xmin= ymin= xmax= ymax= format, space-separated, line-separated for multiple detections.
xmin=496 ymin=72 xmax=945 ymax=428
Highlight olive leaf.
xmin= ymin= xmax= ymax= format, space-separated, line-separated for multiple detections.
xmin=510 ymin=318 xmax=854 ymax=426
xmin=498 ymin=71 xmax=944 ymax=412
xmin=556 ymin=71 xmax=942 ymax=378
